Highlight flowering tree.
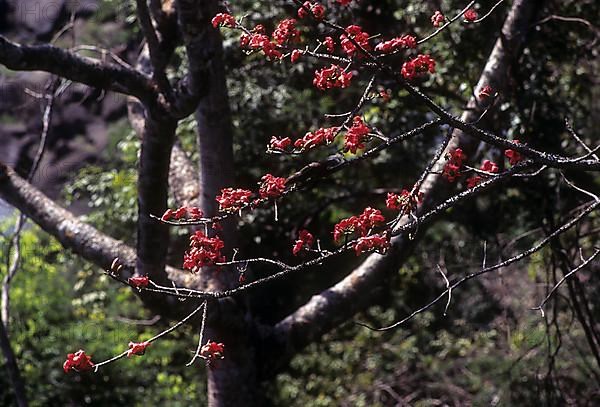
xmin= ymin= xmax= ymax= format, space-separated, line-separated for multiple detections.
xmin=0 ymin=0 xmax=599 ymax=405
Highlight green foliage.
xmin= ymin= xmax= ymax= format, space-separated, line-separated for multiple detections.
xmin=0 ymin=222 xmax=206 ymax=406
xmin=1 ymin=0 xmax=599 ymax=405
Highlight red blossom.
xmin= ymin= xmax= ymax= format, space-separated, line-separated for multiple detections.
xmin=323 ymin=36 xmax=335 ymax=53
xmin=189 ymin=207 xmax=203 ymax=219
xmin=344 ymin=116 xmax=371 ymax=154
xmin=211 ymin=13 xmax=236 ymax=28
xmin=272 ymin=19 xmax=300 ymax=45
xmin=292 ymin=229 xmax=314 ymax=255
xmin=336 ymin=0 xmax=352 ymax=5
xmin=200 ymin=340 xmax=225 ymax=361
xmin=443 ymin=163 xmax=461 ymax=182
xmin=291 ymin=49 xmax=302 ymax=63
xmin=183 ymin=231 xmax=226 ymax=272
xmin=63 ymin=350 xmax=94 ymax=373
xmin=161 ymin=208 xmax=174 ymax=221
xmin=239 ymin=34 xmax=250 ymax=48
xmin=298 ymin=2 xmax=325 ymax=20
xmin=479 ymin=85 xmax=494 ymax=99
xmin=269 ymin=136 xmax=292 ymax=151
xmin=431 ymin=11 xmax=445 ymax=27
xmin=162 ymin=207 xmax=204 ymax=221
xmin=253 ymin=24 xmax=266 ymax=34
xmin=313 ymin=64 xmax=353 ymax=90
xmin=354 ymin=232 xmax=391 ymax=255
xmin=333 ymin=216 xmax=359 ymax=242
xmin=448 ymin=148 xmax=467 ymax=164
xmin=467 ymin=159 xmax=499 ymax=187
xmin=216 ymin=188 xmax=253 ymax=213
xmin=333 ymin=207 xmax=385 ymax=242
xmin=443 ymin=148 xmax=467 ymax=182
xmin=174 ymin=207 xmax=187 ymax=219
xmin=242 ymin=33 xmax=283 ymax=60
xmin=505 ymin=140 xmax=523 ymax=165
xmin=401 ymin=54 xmax=436 ymax=81
xmin=464 ymin=9 xmax=478 ymax=22
xmin=259 ymin=174 xmax=287 ymax=199
xmin=294 ymin=126 xmax=339 ymax=151
xmin=127 ymin=341 xmax=150 ymax=357
xmin=480 ymin=159 xmax=499 ymax=173
xmin=340 ymin=25 xmax=371 ymax=58
xmin=466 ymin=175 xmax=482 ymax=188
xmin=375 ymin=35 xmax=417 ymax=53
xmin=386 ymin=189 xmax=422 ymax=215
xmin=128 ymin=275 xmax=149 ymax=288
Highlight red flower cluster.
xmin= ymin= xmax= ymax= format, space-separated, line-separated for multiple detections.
xmin=443 ymin=148 xmax=467 ymax=182
xmin=298 ymin=2 xmax=325 ymax=20
xmin=431 ymin=11 xmax=445 ymax=27
xmin=200 ymin=340 xmax=225 ymax=362
xmin=333 ymin=207 xmax=385 ymax=242
xmin=63 ymin=350 xmax=94 ymax=373
xmin=480 ymin=159 xmax=499 ymax=174
xmin=478 ymin=85 xmax=494 ymax=99
xmin=386 ymin=189 xmax=422 ymax=215
xmin=466 ymin=175 xmax=481 ymax=189
xmin=259 ymin=174 xmax=287 ymax=199
xmin=354 ymin=232 xmax=391 ymax=256
xmin=466 ymin=159 xmax=499 ymax=188
xmin=216 ymin=188 xmax=253 ymax=213
xmin=272 ymin=19 xmax=300 ymax=45
xmin=183 ymin=231 xmax=225 ymax=272
xmin=292 ymin=229 xmax=314 ymax=255
xmin=344 ymin=116 xmax=371 ymax=154
xmin=464 ymin=9 xmax=478 ymax=22
xmin=375 ymin=35 xmax=417 ymax=53
xmin=269 ymin=136 xmax=292 ymax=151
xmin=240 ymin=33 xmax=283 ymax=60
xmin=401 ymin=54 xmax=436 ymax=81
xmin=128 ymin=275 xmax=149 ymax=288
xmin=505 ymin=140 xmax=523 ymax=165
xmin=323 ymin=36 xmax=335 ymax=52
xmin=340 ymin=25 xmax=371 ymax=58
xmin=162 ymin=206 xmax=204 ymax=221
xmin=294 ymin=126 xmax=339 ymax=151
xmin=211 ymin=13 xmax=236 ymax=28
xmin=127 ymin=341 xmax=150 ymax=357
xmin=291 ymin=49 xmax=302 ymax=63
xmin=313 ymin=64 xmax=353 ymax=90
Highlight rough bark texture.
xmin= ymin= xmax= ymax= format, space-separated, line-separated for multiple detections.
xmin=272 ymin=0 xmax=545 ymax=369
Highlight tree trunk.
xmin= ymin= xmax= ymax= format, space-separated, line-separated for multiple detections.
xmin=186 ymin=10 xmax=260 ymax=405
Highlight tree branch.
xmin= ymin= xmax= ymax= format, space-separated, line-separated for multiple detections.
xmin=173 ymin=0 xmax=223 ymax=116
xmin=0 ymin=35 xmax=157 ymax=104
xmin=270 ymin=0 xmax=546 ymax=370
xmin=0 ymin=162 xmax=186 ymax=285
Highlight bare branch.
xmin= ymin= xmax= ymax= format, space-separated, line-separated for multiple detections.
xmin=0 ymin=35 xmax=157 ymax=103
xmin=533 ymin=250 xmax=600 ymax=313
xmin=0 ymin=162 xmax=186 ymax=286
xmin=270 ymin=0 xmax=546 ymax=368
